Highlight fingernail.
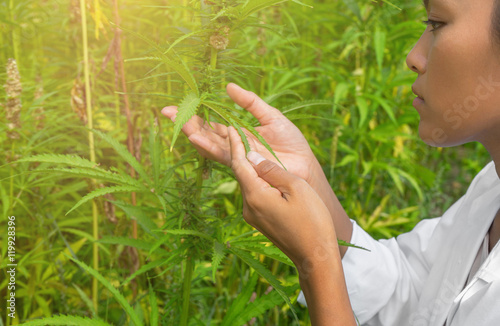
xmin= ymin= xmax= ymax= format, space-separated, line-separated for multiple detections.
xmin=247 ymin=151 xmax=265 ymax=166
xmin=161 ymin=107 xmax=176 ymax=121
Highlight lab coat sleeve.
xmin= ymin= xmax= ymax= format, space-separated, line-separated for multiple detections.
xmin=341 ymin=218 xmax=441 ymax=325
xmin=296 ymin=217 xmax=440 ymax=324
xmin=297 ymin=195 xmax=465 ymax=325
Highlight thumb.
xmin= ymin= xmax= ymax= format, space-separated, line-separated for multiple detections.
xmin=246 ymin=151 xmax=298 ymax=195
xmin=226 ymin=83 xmax=282 ymax=126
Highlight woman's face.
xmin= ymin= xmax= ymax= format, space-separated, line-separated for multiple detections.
xmin=406 ymin=0 xmax=500 ymax=148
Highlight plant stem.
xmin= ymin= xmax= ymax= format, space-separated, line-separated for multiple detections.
xmin=180 ymin=155 xmax=206 ymax=323
xmin=195 ymin=156 xmax=206 ymax=201
xmin=329 ymin=126 xmax=339 ymax=184
xmin=80 ymin=0 xmax=98 ymax=311
xmin=10 ymin=142 xmax=14 ymax=204
xmin=180 ymin=2 xmax=212 ymax=321
xmin=180 ymin=256 xmax=194 ymax=326
xmin=9 ymin=0 xmax=20 ymax=67
xmin=113 ymin=0 xmax=138 ymax=240
xmin=210 ymin=47 xmax=218 ymax=70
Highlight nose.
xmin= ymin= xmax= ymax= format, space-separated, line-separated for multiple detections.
xmin=406 ymin=31 xmax=429 ymax=74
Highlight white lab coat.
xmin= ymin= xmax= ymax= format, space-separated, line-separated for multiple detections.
xmin=298 ymin=161 xmax=500 ymax=325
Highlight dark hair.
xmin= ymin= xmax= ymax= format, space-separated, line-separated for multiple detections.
xmin=493 ymin=1 xmax=500 ymax=46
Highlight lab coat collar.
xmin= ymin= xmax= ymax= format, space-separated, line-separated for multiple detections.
xmin=426 ymin=170 xmax=500 ymax=326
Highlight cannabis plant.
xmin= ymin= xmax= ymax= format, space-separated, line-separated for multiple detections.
xmin=15 ymin=0 xmax=319 ymax=325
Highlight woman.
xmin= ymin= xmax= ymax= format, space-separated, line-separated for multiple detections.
xmin=162 ymin=0 xmax=500 ymax=324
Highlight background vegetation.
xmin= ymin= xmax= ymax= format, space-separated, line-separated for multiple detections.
xmin=0 ymin=0 xmax=491 ymax=325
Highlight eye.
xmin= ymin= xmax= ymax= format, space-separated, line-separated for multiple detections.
xmin=422 ymin=19 xmax=445 ymax=32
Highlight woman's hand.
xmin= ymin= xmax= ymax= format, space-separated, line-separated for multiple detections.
xmin=161 ymin=83 xmax=318 ymax=185
xmin=227 ymin=126 xmax=356 ymax=326
xmin=161 ymin=83 xmax=354 ymax=257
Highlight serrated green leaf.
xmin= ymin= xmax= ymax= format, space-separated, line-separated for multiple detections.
xmin=149 ymin=284 xmax=159 ymax=326
xmin=72 ymin=284 xmax=97 ymax=318
xmin=232 ymin=120 xmax=252 ymax=153
xmin=99 ymin=236 xmax=167 ymax=254
xmin=18 ymin=314 xmax=112 ymax=326
xmin=203 ymin=101 xmax=287 ymax=170
xmin=66 ymin=185 xmax=143 ymax=216
xmin=240 ymin=0 xmax=288 ymax=19
xmin=30 ymin=167 xmax=143 ymax=187
xmin=337 ymin=240 xmax=370 ymax=251
xmin=230 ymin=113 xmax=287 ymax=170
xmin=263 ymin=89 xmax=302 ymax=104
xmin=121 ymin=258 xmax=171 ymax=286
xmin=356 ymin=96 xmax=369 ymax=128
xmin=222 ymin=272 xmax=259 ymax=326
xmin=232 ymin=242 xmax=294 ymax=266
xmin=156 ymin=228 xmax=213 ymax=241
xmin=374 ymin=27 xmax=386 ymax=70
xmin=124 ymin=56 xmax=162 ymax=63
xmin=164 ymin=30 xmax=205 ymax=55
xmin=92 ymin=129 xmax=152 ymax=187
xmin=212 ymin=240 xmax=226 ymax=281
xmin=114 ymin=23 xmax=198 ymax=94
xmin=284 ymin=113 xmax=340 ymax=123
xmin=112 ymin=201 xmax=160 ymax=238
xmin=363 ymin=94 xmax=397 ymax=125
xmin=380 ymin=0 xmax=401 ymax=10
xmin=233 ymin=290 xmax=283 ymax=325
xmin=148 ymin=234 xmax=170 ymax=257
xmin=281 ymin=99 xmax=334 ymax=114
xmin=230 ymin=247 xmax=298 ymax=323
xmin=149 ymin=126 xmax=162 ymax=189
xmin=16 ymin=154 xmax=97 ymax=169
xmin=66 ymin=255 xmax=144 ymax=326
xmin=171 ymin=92 xmax=201 ymax=151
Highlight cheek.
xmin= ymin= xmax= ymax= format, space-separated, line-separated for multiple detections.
xmin=426 ymin=32 xmax=478 ymax=108
xmin=419 ymin=29 xmax=498 ymax=146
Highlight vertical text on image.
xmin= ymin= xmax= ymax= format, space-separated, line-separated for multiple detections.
xmin=6 ymin=215 xmax=17 ymax=319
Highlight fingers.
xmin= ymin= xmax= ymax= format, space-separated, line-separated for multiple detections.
xmin=227 ymin=126 xmax=257 ymax=190
xmin=226 ymin=83 xmax=283 ymax=126
xmin=161 ymin=106 xmax=228 ymax=138
xmin=162 ymin=106 xmax=231 ymax=165
xmin=188 ymin=133 xmax=231 ymax=165
xmin=228 ymin=126 xmax=276 ymax=195
xmin=247 ymin=151 xmax=301 ymax=199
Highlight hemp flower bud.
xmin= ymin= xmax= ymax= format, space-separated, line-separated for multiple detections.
xmin=4 ymin=58 xmax=22 ymax=140
xmin=210 ymin=34 xmax=229 ymax=50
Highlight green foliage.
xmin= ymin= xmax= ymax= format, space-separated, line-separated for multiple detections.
xmin=93 ymin=129 xmax=151 ymax=187
xmin=18 ymin=315 xmax=112 ymax=326
xmin=66 ymin=185 xmax=145 ymax=216
xmin=17 ymin=154 xmax=99 ymax=169
xmin=212 ymin=240 xmax=226 ymax=281
xmin=230 ymin=247 xmax=299 ymax=322
xmin=148 ymin=284 xmax=159 ymax=326
xmin=219 ymin=270 xmax=285 ymax=326
xmin=0 ymin=0 xmax=492 ymax=325
xmin=171 ymin=91 xmax=202 ymax=151
xmin=67 ymin=255 xmax=144 ymax=326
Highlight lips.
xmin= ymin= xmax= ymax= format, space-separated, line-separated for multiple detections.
xmin=412 ymin=85 xmax=424 ymax=101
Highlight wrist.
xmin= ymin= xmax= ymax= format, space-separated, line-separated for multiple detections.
xmin=305 ymin=159 xmax=354 ymax=257
xmin=305 ymin=157 xmax=325 ymax=189
xmin=297 ymin=250 xmax=356 ymax=326
xmin=295 ymin=237 xmax=340 ymax=279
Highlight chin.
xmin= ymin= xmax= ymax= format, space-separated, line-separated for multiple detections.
xmin=417 ymin=122 xmax=464 ymax=148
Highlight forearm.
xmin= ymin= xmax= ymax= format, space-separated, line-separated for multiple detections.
xmin=308 ymin=160 xmax=353 ymax=257
xmin=298 ymin=250 xmax=356 ymax=326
